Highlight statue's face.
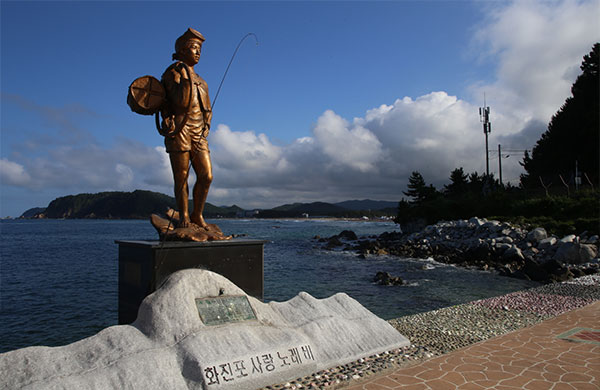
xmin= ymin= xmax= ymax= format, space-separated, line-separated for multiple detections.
xmin=181 ymin=39 xmax=202 ymax=66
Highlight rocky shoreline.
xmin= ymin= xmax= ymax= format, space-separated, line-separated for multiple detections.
xmin=316 ymin=217 xmax=599 ymax=284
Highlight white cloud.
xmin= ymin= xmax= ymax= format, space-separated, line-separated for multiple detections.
xmin=211 ymin=125 xmax=285 ymax=171
xmin=313 ymin=110 xmax=383 ymax=172
xmin=0 ymin=158 xmax=32 ymax=187
xmin=472 ymin=0 xmax=600 ymax=125
xmin=2 ymin=142 xmax=172 ymax=195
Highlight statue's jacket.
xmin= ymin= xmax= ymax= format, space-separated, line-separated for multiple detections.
xmin=160 ymin=62 xmax=212 ymax=150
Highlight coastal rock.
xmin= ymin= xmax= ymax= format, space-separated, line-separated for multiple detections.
xmin=468 ymin=217 xmax=485 ymax=226
xmin=495 ymin=236 xmax=514 ymax=244
xmin=543 ymin=259 xmax=573 ymax=282
xmin=467 ymin=242 xmax=491 ymax=260
xmin=538 ymin=237 xmax=557 ymax=250
xmin=522 ymin=258 xmax=549 ymax=282
xmin=325 ymin=236 xmax=344 ymax=249
xmin=373 ymin=272 xmax=403 ymax=286
xmin=502 ymin=245 xmax=525 ymax=263
xmin=586 ymin=235 xmax=599 ymax=245
xmin=527 ymin=227 xmax=547 ymax=244
xmin=559 ymin=234 xmax=577 ymax=243
xmin=323 ymin=217 xmax=599 ymax=284
xmin=337 ymin=230 xmax=358 ymax=241
xmin=494 ymin=243 xmax=512 ymax=255
xmin=554 ymin=242 xmax=582 ymax=264
xmin=579 ymin=244 xmax=598 ymax=263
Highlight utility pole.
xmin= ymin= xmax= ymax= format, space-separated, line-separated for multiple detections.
xmin=493 ymin=147 xmax=529 ymax=186
xmin=479 ymin=96 xmax=491 ymax=176
xmin=498 ymin=144 xmax=503 ymax=186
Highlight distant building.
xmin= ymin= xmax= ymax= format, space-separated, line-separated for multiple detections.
xmin=236 ymin=210 xmax=260 ymax=218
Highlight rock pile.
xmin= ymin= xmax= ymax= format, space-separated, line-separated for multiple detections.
xmin=318 ymin=217 xmax=599 ymax=284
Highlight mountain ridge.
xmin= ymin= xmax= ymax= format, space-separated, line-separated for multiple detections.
xmin=20 ymin=190 xmax=397 ymax=219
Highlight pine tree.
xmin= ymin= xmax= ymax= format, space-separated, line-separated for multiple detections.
xmin=444 ymin=167 xmax=469 ymax=198
xmin=520 ymin=43 xmax=599 ymax=188
xmin=403 ymin=171 xmax=438 ymax=203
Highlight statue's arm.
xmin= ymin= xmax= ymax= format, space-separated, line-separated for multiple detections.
xmin=162 ymin=64 xmax=191 ymax=112
xmin=198 ymin=77 xmax=212 ymax=129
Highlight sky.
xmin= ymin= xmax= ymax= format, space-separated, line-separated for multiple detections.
xmin=1 ymin=0 xmax=599 ymax=217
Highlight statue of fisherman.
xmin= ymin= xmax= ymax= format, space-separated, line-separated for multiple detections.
xmin=160 ymin=28 xmax=213 ymax=230
xmin=128 ymin=27 xmax=245 ymax=240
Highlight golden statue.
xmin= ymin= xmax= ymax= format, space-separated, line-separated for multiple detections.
xmin=128 ymin=28 xmax=230 ymax=241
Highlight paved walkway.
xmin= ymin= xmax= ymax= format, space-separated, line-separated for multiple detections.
xmin=343 ymin=301 xmax=600 ymax=390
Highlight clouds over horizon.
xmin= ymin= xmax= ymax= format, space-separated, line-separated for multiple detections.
xmin=2 ymin=0 xmax=598 ymax=213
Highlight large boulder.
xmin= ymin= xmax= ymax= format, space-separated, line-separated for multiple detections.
xmin=522 ymin=258 xmax=549 ymax=282
xmin=337 ymin=230 xmax=358 ymax=241
xmin=559 ymin=234 xmax=577 ymax=243
xmin=538 ymin=237 xmax=557 ymax=250
xmin=552 ymin=242 xmax=597 ymax=264
xmin=502 ymin=245 xmax=525 ymax=263
xmin=553 ymin=242 xmax=582 ymax=264
xmin=526 ymin=227 xmax=547 ymax=244
xmin=543 ymin=259 xmax=573 ymax=282
xmin=579 ymin=244 xmax=598 ymax=263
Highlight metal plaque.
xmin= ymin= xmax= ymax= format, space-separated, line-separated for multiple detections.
xmin=195 ymin=295 xmax=257 ymax=326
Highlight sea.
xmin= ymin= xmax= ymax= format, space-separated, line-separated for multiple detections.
xmin=0 ymin=218 xmax=539 ymax=353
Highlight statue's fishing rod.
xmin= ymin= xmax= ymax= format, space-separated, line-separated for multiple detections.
xmin=157 ymin=32 xmax=258 ymax=248
xmin=212 ymin=32 xmax=258 ymax=110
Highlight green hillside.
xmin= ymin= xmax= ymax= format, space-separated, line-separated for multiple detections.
xmin=32 ymin=190 xmax=241 ymax=219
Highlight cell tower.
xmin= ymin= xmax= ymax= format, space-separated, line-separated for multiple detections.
xmin=479 ymin=95 xmax=491 ymax=176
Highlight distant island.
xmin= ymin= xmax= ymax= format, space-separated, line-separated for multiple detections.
xmin=18 ymin=190 xmax=398 ymax=220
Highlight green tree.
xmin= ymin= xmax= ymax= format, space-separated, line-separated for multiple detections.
xmin=394 ymin=199 xmax=412 ymax=225
xmin=403 ymin=171 xmax=438 ymax=204
xmin=521 ymin=43 xmax=599 ymax=188
xmin=444 ymin=167 xmax=469 ymax=198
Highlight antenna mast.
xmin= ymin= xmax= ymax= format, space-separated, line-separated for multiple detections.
xmin=479 ymin=94 xmax=491 ymax=176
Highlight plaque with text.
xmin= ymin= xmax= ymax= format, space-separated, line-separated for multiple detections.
xmin=195 ymin=295 xmax=257 ymax=326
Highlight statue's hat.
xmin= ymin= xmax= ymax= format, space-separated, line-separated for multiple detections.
xmin=175 ymin=28 xmax=205 ymax=52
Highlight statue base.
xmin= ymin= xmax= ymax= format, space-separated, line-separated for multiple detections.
xmin=150 ymin=212 xmax=232 ymax=242
xmin=116 ymin=239 xmax=266 ymax=324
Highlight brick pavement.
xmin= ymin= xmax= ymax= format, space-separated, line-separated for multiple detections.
xmin=343 ymin=301 xmax=600 ymax=390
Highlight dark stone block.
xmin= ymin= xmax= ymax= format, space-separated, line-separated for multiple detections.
xmin=116 ymin=239 xmax=266 ymax=324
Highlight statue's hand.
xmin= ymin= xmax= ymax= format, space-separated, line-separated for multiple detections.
xmin=161 ymin=116 xmax=177 ymax=136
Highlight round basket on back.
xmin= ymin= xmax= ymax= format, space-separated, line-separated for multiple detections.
xmin=127 ymin=76 xmax=165 ymax=115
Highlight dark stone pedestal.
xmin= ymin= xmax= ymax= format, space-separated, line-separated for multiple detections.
xmin=116 ymin=239 xmax=266 ymax=324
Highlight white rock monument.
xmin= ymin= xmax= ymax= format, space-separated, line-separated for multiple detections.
xmin=1 ymin=269 xmax=409 ymax=390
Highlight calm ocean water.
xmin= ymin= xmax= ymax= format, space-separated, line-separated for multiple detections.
xmin=0 ymin=219 xmax=539 ymax=353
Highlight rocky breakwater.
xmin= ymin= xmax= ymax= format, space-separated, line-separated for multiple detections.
xmin=317 ymin=218 xmax=599 ymax=284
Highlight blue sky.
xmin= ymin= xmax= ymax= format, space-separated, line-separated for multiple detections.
xmin=1 ymin=0 xmax=599 ymax=217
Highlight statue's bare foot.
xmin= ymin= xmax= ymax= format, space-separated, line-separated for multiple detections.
xmin=191 ymin=214 xmax=209 ymax=230
xmin=178 ymin=217 xmax=192 ymax=228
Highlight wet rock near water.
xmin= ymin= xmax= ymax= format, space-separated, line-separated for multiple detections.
xmin=316 ymin=217 xmax=599 ymax=284
xmin=373 ymin=271 xmax=403 ymax=286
